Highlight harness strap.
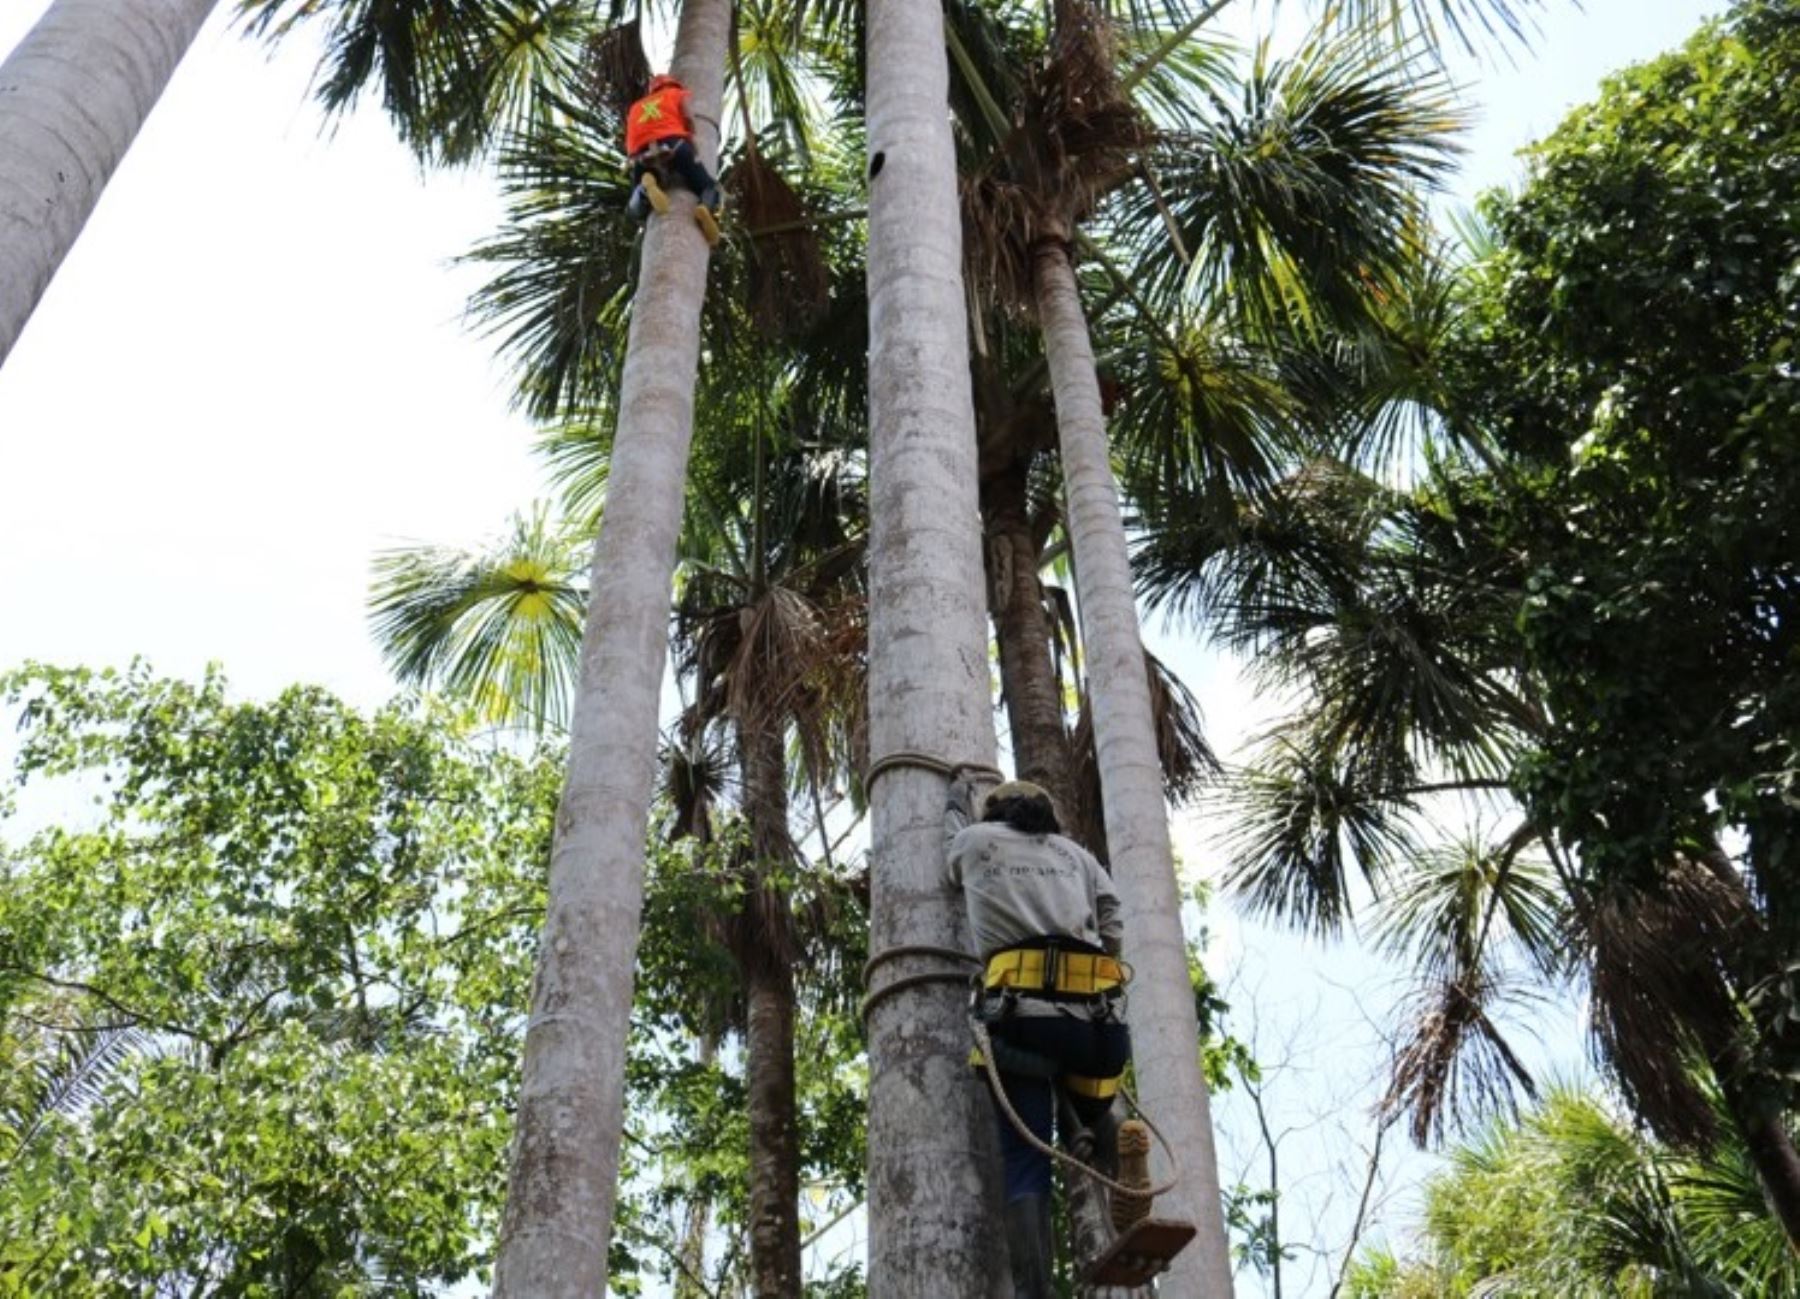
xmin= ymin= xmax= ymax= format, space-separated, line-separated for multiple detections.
xmin=984 ymin=945 xmax=1128 ymax=1000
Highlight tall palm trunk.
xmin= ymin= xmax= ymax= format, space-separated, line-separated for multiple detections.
xmin=674 ymin=1033 xmax=720 ymax=1298
xmin=1034 ymin=239 xmax=1233 ymax=1298
xmin=864 ymin=0 xmax=1009 ymax=1289
xmin=983 ymin=460 xmax=1078 ymax=821
xmin=488 ymin=0 xmax=729 ymax=1291
xmin=0 ymin=0 xmax=218 ymax=367
xmin=740 ymin=722 xmax=804 ymax=1298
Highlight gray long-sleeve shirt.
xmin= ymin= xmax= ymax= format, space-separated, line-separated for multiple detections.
xmin=945 ymin=820 xmax=1123 ymax=963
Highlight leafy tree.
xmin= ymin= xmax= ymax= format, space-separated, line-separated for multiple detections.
xmin=1452 ymin=0 xmax=1800 ymax=1198
xmin=0 ymin=663 xmax=868 ymax=1296
xmin=0 ymin=663 xmax=556 ymax=1293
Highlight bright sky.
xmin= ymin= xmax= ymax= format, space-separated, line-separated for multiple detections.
xmin=0 ymin=0 xmax=1728 ymax=1294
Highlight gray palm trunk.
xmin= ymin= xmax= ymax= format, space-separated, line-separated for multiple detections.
xmin=1034 ymin=240 xmax=1234 ymax=1297
xmin=863 ymin=0 xmax=1010 ymax=1290
xmin=0 ymin=0 xmax=218 ymax=368
xmin=487 ymin=0 xmax=729 ymax=1290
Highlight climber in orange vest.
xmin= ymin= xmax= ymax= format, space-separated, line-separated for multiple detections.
xmin=625 ymin=73 xmax=723 ymax=243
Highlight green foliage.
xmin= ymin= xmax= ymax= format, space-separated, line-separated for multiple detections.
xmin=0 ymin=662 xmax=555 ymax=1293
xmin=1348 ymin=1086 xmax=1800 ymax=1297
xmin=1458 ymin=0 xmax=1800 ymax=898
xmin=1448 ymin=0 xmax=1800 ymax=1088
xmin=0 ymin=665 xmax=869 ymax=1295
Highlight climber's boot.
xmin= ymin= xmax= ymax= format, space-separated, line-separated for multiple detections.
xmin=1111 ymin=1119 xmax=1153 ymax=1235
xmin=694 ymin=184 xmax=723 ymax=247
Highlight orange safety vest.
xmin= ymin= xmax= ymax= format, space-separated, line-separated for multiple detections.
xmin=625 ymin=84 xmax=692 ymax=157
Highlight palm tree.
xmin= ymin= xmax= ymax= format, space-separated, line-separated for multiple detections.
xmin=0 ymin=0 xmax=218 ymax=368
xmin=939 ymin=7 xmax=1471 ymax=1288
xmin=371 ymin=337 xmax=867 ymax=1298
xmin=483 ymin=0 xmax=732 ymax=1287
xmin=860 ymin=0 xmax=1013 ymax=1290
xmin=672 ymin=446 xmax=867 ymax=1299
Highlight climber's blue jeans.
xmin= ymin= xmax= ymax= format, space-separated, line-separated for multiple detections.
xmin=986 ymin=1015 xmax=1131 ymax=1201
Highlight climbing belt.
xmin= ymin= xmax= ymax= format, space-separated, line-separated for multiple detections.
xmin=861 ymin=943 xmax=1182 ymax=1202
xmin=863 ymin=751 xmax=1004 ymax=798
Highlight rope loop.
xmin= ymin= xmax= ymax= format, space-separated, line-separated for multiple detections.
xmin=864 ymin=750 xmax=1004 ymax=796
xmin=859 ymin=943 xmax=981 ymax=1023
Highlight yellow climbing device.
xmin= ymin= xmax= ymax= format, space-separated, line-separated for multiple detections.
xmin=641 ymin=171 xmax=671 ymax=215
xmin=695 ymin=204 xmax=721 ymax=247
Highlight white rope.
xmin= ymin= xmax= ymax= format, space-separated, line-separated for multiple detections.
xmin=969 ymin=1017 xmax=1181 ymax=1201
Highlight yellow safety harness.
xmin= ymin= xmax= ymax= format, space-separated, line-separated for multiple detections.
xmin=983 ymin=946 xmax=1127 ymax=999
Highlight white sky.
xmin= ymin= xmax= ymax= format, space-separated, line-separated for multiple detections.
xmin=0 ymin=0 xmax=1729 ymax=1293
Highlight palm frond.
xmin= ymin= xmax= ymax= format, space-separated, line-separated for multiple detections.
xmin=1371 ymin=831 xmax=1567 ymax=983
xmin=1320 ymin=0 xmax=1552 ymax=58
xmin=238 ymin=0 xmax=595 ymax=164
xmin=1117 ymin=26 xmax=1462 ymax=333
xmin=367 ymin=505 xmax=588 ymax=733
xmin=2 ymin=1016 xmax=148 ymax=1165
xmin=1216 ymin=733 xmax=1421 ymax=935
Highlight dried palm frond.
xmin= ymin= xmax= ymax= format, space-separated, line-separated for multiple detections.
xmin=582 ymin=19 xmax=650 ymax=125
xmin=1579 ymin=859 xmax=1756 ymax=1150
xmin=960 ymin=0 xmax=1152 ymax=316
xmin=963 ymin=175 xmax=1053 ymax=318
xmin=1384 ymin=966 xmax=1539 ymax=1146
xmin=728 ymin=152 xmax=831 ymax=339
xmin=1034 ymin=3 xmax=1149 ymax=214
xmin=1066 ymin=646 xmax=1219 ymax=858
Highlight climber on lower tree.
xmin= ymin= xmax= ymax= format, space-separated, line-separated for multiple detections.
xmin=624 ymin=73 xmax=724 ymax=244
xmin=945 ymin=777 xmax=1155 ymax=1298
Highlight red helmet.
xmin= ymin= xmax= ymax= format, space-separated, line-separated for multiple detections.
xmin=648 ymin=73 xmax=680 ymax=91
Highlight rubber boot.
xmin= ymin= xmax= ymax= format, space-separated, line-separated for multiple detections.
xmin=1004 ymin=1195 xmax=1054 ymax=1299
xmin=1111 ymin=1119 xmax=1153 ymax=1235
xmin=694 ymin=185 xmax=723 ymax=247
xmin=641 ymin=170 xmax=671 ymax=214
xmin=627 ymin=183 xmax=651 ymax=222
